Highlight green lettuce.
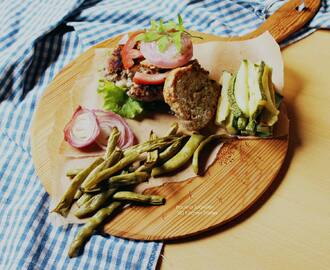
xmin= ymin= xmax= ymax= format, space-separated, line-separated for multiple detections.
xmin=97 ymin=79 xmax=144 ymax=119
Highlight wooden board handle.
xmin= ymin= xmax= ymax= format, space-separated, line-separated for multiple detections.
xmin=228 ymin=0 xmax=321 ymax=42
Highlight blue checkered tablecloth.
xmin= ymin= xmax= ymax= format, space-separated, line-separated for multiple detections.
xmin=0 ymin=0 xmax=329 ymax=269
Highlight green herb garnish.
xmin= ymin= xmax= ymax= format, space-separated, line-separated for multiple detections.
xmin=97 ymin=79 xmax=144 ymax=119
xmin=136 ymin=14 xmax=201 ymax=53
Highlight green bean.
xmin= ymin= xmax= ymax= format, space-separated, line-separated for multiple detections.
xmin=135 ymin=163 xmax=150 ymax=173
xmin=66 ymin=169 xmax=83 ymax=179
xmin=120 ymin=169 xmax=129 ymax=175
xmin=104 ymin=149 xmax=122 ymax=167
xmin=147 ymin=149 xmax=158 ymax=166
xmin=81 ymin=152 xmax=140 ymax=192
xmin=76 ymin=193 xmax=93 ymax=208
xmin=157 ymin=137 xmax=185 ymax=164
xmin=74 ymin=189 xmax=83 ymax=201
xmin=147 ymin=131 xmax=158 ymax=161
xmin=113 ymin=191 xmax=165 ymax=205
xmin=108 ymin=172 xmax=149 ymax=188
xmin=68 ymin=201 xmax=122 ymax=258
xmin=192 ymin=134 xmax=223 ymax=175
xmin=52 ymin=157 xmax=104 ymax=217
xmin=88 ymin=170 xmax=148 ymax=193
xmin=105 ymin=127 xmax=120 ymax=159
xmin=71 ymin=150 xmax=120 ymax=207
xmin=136 ymin=131 xmax=158 ymax=172
xmin=166 ymin=122 xmax=179 ymax=136
xmin=74 ymin=188 xmax=117 ymax=218
xmin=128 ymin=159 xmax=145 ymax=172
xmin=123 ymin=136 xmax=177 ymax=156
xmin=151 ymin=134 xmax=204 ymax=177
xmin=81 ymin=150 xmax=122 ymax=193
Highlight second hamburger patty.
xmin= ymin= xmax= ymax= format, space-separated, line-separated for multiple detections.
xmin=163 ymin=60 xmax=220 ymax=130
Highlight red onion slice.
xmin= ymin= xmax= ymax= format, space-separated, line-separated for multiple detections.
xmin=64 ymin=106 xmax=100 ymax=149
xmin=140 ymin=33 xmax=193 ymax=69
xmin=93 ymin=109 xmax=136 ymax=150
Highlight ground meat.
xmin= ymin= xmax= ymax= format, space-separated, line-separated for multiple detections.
xmin=127 ymin=65 xmax=165 ymax=102
xmin=105 ymin=46 xmax=165 ymax=102
xmin=107 ymin=46 xmax=123 ymax=73
xmin=127 ymin=84 xmax=164 ymax=102
xmin=105 ymin=46 xmax=133 ymax=87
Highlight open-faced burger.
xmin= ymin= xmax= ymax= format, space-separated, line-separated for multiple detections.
xmin=103 ymin=16 xmax=220 ymax=130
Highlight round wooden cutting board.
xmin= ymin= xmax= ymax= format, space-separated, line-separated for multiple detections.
xmin=31 ymin=0 xmax=321 ymax=240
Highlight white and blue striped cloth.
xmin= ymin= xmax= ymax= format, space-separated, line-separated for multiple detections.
xmin=0 ymin=1 xmax=329 ymax=269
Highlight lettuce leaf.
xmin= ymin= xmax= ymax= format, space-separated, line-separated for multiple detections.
xmin=97 ymin=79 xmax=144 ymax=119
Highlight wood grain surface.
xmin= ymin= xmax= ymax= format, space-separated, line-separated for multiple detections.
xmin=30 ymin=32 xmax=288 ymax=240
xmin=104 ymin=139 xmax=287 ymax=240
xmin=161 ymin=30 xmax=330 ymax=270
xmin=29 ymin=0 xmax=322 ymax=240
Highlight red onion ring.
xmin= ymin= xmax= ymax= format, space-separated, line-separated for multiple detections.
xmin=64 ymin=106 xmax=100 ymax=149
xmin=92 ymin=109 xmax=136 ymax=150
xmin=140 ymin=33 xmax=193 ymax=69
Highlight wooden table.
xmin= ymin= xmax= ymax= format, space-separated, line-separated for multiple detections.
xmin=160 ymin=30 xmax=330 ymax=270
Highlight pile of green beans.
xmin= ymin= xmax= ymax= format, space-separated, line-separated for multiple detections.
xmin=53 ymin=124 xmax=223 ymax=258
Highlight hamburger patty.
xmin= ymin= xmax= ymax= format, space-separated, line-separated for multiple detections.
xmin=163 ymin=60 xmax=220 ymax=130
xmin=127 ymin=84 xmax=163 ymax=102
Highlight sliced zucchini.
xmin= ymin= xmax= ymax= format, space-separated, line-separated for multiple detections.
xmin=245 ymin=118 xmax=257 ymax=135
xmin=248 ymin=62 xmax=267 ymax=118
xmin=227 ymin=75 xmax=243 ymax=118
xmin=256 ymin=124 xmax=273 ymax=137
xmin=225 ymin=112 xmax=238 ymax=135
xmin=245 ymin=61 xmax=267 ymax=135
xmin=234 ymin=60 xmax=250 ymax=117
xmin=260 ymin=62 xmax=279 ymax=126
xmin=268 ymin=68 xmax=276 ymax=104
xmin=237 ymin=116 xmax=248 ymax=131
xmin=275 ymin=91 xmax=283 ymax=109
xmin=215 ymin=71 xmax=232 ymax=125
xmin=217 ymin=59 xmax=281 ymax=136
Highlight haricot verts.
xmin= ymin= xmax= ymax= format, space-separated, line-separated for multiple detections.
xmin=53 ymin=123 xmax=223 ymax=258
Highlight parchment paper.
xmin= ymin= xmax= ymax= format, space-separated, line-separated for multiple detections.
xmin=50 ymin=32 xmax=288 ymax=225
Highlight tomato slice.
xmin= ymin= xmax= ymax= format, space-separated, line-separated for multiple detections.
xmin=121 ymin=31 xmax=144 ymax=69
xmin=133 ymin=72 xmax=168 ymax=85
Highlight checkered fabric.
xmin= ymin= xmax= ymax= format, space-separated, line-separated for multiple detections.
xmin=0 ymin=0 xmax=329 ymax=269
